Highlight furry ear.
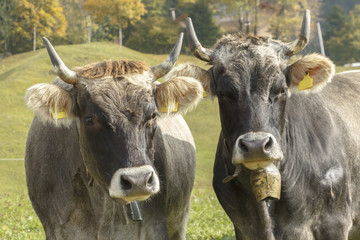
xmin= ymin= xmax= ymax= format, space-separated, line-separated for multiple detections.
xmin=289 ymin=54 xmax=335 ymax=94
xmin=165 ymin=63 xmax=213 ymax=98
xmin=25 ymin=83 xmax=74 ymax=127
xmin=156 ymin=76 xmax=203 ymax=115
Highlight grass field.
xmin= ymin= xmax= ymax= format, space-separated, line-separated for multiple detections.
xmin=0 ymin=42 xmax=234 ymax=239
xmin=1 ymin=41 xmax=359 ymax=239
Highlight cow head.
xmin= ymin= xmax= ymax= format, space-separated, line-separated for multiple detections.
xmin=25 ymin=34 xmax=203 ymax=204
xmin=169 ymin=10 xmax=334 ymax=171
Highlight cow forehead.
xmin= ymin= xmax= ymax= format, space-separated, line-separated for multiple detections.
xmin=214 ymin=44 xmax=282 ymax=68
xmin=213 ymin=44 xmax=287 ymax=92
xmin=212 ymin=34 xmax=286 ymax=72
xmin=79 ymin=73 xmax=155 ymax=125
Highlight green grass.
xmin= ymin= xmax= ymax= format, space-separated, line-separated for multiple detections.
xmin=0 ymin=193 xmax=44 ymax=240
xmin=0 ymin=42 xmax=234 ymax=239
xmin=0 ymin=188 xmax=233 ymax=240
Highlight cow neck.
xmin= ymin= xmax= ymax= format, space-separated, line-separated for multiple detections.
xmin=221 ymin=136 xmax=276 ymax=239
xmin=257 ymin=201 xmax=276 ymax=240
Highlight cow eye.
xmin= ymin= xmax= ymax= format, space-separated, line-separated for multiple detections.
xmin=146 ymin=120 xmax=157 ymax=139
xmin=276 ymin=88 xmax=287 ymax=98
xmin=84 ymin=116 xmax=95 ymax=126
xmin=280 ymin=88 xmax=287 ymax=95
xmin=151 ymin=112 xmax=159 ymax=119
xmin=146 ymin=119 xmax=157 ymax=129
xmin=217 ymin=92 xmax=235 ymax=101
xmin=271 ymin=88 xmax=287 ymax=103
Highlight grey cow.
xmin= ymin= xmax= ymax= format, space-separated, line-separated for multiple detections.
xmin=25 ymin=34 xmax=203 ymax=239
xmin=165 ymin=10 xmax=360 ymax=240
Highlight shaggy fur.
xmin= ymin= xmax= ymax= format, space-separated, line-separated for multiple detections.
xmin=75 ymin=60 xmax=150 ymax=79
xmin=25 ymin=83 xmax=73 ymax=127
xmin=290 ymin=53 xmax=335 ymax=94
xmin=165 ymin=63 xmax=212 ymax=99
xmin=156 ymin=77 xmax=203 ymax=114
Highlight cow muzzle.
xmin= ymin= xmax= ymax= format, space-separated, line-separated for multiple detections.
xmin=232 ymin=132 xmax=283 ymax=170
xmin=109 ymin=165 xmax=160 ymax=203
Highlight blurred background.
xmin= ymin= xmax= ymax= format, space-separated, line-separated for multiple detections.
xmin=1 ymin=0 xmax=359 ymax=65
xmin=0 ymin=0 xmax=359 ymax=239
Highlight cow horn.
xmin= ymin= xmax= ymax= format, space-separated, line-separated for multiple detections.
xmin=151 ymin=33 xmax=184 ymax=80
xmin=185 ymin=17 xmax=213 ymax=62
xmin=42 ymin=37 xmax=78 ymax=84
xmin=285 ymin=10 xmax=310 ymax=56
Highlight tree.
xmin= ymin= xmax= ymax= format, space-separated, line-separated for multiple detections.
xmin=13 ymin=0 xmax=67 ymax=52
xmin=323 ymin=5 xmax=348 ymax=43
xmin=84 ymin=0 xmax=146 ymax=46
xmin=126 ymin=15 xmax=180 ymax=54
xmin=182 ymin=0 xmax=221 ymax=48
xmin=325 ymin=4 xmax=360 ymax=65
xmin=268 ymin=0 xmax=320 ymax=41
xmin=0 ymin=0 xmax=16 ymax=53
xmin=220 ymin=0 xmax=257 ymax=33
xmin=59 ymin=0 xmax=90 ymax=44
xmin=220 ymin=0 xmax=320 ymax=42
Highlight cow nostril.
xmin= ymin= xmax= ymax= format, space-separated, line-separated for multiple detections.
xmin=147 ymin=172 xmax=154 ymax=187
xmin=264 ymin=137 xmax=273 ymax=152
xmin=120 ymin=176 xmax=132 ymax=190
xmin=239 ymin=140 xmax=249 ymax=154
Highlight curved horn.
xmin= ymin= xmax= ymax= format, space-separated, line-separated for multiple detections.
xmin=185 ymin=17 xmax=213 ymax=62
xmin=42 ymin=37 xmax=78 ymax=84
xmin=151 ymin=33 xmax=184 ymax=80
xmin=285 ymin=10 xmax=310 ymax=56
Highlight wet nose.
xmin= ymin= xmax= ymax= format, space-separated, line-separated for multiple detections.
xmin=120 ymin=171 xmax=155 ymax=195
xmin=238 ymin=134 xmax=274 ymax=160
xmin=109 ymin=165 xmax=160 ymax=202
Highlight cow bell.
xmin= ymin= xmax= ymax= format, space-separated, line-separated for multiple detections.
xmin=250 ymin=164 xmax=281 ymax=202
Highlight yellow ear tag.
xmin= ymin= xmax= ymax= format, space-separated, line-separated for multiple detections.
xmin=161 ymin=102 xmax=178 ymax=113
xmin=51 ymin=108 xmax=68 ymax=119
xmin=298 ymin=72 xmax=313 ymax=91
xmin=203 ymin=91 xmax=207 ymax=98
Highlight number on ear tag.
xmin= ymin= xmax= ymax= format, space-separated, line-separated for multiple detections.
xmin=298 ymin=72 xmax=313 ymax=91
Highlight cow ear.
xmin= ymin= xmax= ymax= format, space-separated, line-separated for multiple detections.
xmin=155 ymin=77 xmax=203 ymax=115
xmin=289 ymin=54 xmax=335 ymax=94
xmin=25 ymin=83 xmax=74 ymax=127
xmin=165 ymin=63 xmax=214 ymax=98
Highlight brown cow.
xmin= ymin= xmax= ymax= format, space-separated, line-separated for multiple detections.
xmin=25 ymin=34 xmax=202 ymax=239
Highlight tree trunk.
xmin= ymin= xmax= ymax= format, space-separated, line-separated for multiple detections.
xmin=119 ymin=25 xmax=123 ymax=47
xmin=4 ymin=38 xmax=7 ymax=53
xmin=239 ymin=7 xmax=243 ymax=32
xmin=33 ymin=26 xmax=36 ymax=52
xmin=254 ymin=0 xmax=258 ymax=35
xmin=87 ymin=16 xmax=92 ymax=44
xmin=245 ymin=11 xmax=250 ymax=34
